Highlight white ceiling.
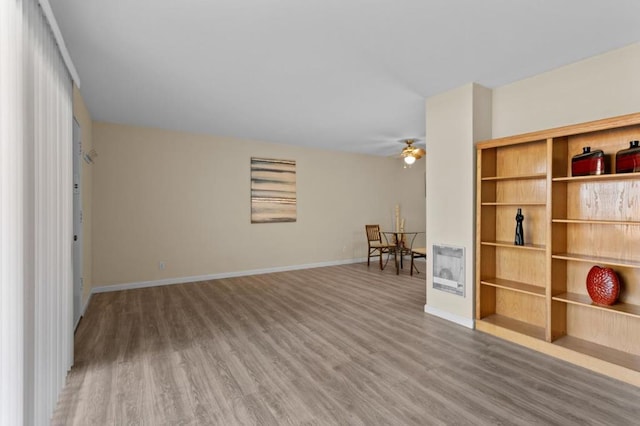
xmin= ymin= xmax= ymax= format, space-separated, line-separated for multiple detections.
xmin=50 ymin=0 xmax=640 ymax=156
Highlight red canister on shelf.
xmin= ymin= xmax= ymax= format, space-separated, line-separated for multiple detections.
xmin=615 ymin=140 xmax=640 ymax=173
xmin=571 ymin=147 xmax=607 ymax=176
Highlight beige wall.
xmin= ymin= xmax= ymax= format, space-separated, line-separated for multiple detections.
xmin=72 ymin=86 xmax=93 ymax=306
xmin=92 ymin=122 xmax=426 ymax=287
xmin=493 ymin=43 xmax=640 ymax=138
xmin=425 ymin=83 xmax=491 ymax=325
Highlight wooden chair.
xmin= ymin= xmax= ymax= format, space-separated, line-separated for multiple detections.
xmin=410 ymin=247 xmax=427 ymax=276
xmin=365 ymin=225 xmax=394 ymax=269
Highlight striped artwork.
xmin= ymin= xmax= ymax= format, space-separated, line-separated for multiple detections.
xmin=251 ymin=158 xmax=297 ymax=223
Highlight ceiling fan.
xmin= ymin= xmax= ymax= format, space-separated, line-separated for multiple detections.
xmin=399 ymin=138 xmax=425 ymax=166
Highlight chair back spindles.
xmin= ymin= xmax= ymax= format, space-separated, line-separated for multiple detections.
xmin=365 ymin=224 xmax=382 ymax=243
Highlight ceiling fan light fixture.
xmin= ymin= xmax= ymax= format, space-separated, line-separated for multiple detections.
xmin=399 ymin=138 xmax=425 ymax=167
xmin=403 ymin=155 xmax=416 ymax=165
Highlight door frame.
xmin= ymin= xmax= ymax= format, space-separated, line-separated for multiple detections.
xmin=72 ymin=117 xmax=83 ymax=329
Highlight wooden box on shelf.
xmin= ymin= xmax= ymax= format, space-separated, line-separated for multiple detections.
xmin=475 ymin=112 xmax=640 ymax=387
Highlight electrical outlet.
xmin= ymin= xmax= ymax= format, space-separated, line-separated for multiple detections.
xmin=159 ymin=261 xmax=165 ymax=270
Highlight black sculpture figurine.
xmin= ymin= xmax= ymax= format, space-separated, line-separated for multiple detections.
xmin=515 ymin=208 xmax=524 ymax=246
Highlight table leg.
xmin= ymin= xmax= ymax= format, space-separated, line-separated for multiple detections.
xmin=395 ymin=232 xmax=400 ymax=275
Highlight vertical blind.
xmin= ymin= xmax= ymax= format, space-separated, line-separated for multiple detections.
xmin=1 ymin=0 xmax=73 ymax=424
xmin=1 ymin=0 xmax=26 ymax=424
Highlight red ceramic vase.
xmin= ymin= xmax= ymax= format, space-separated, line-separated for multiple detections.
xmin=616 ymin=140 xmax=640 ymax=173
xmin=586 ymin=266 xmax=620 ymax=306
xmin=572 ymin=147 xmax=607 ymax=176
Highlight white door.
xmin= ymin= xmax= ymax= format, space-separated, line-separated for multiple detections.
xmin=73 ymin=118 xmax=83 ymax=328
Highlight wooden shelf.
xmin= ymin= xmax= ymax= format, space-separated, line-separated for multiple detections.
xmin=553 ymin=336 xmax=640 ymax=373
xmin=481 ymin=277 xmax=545 ymax=297
xmin=552 ymin=218 xmax=640 ymax=226
xmin=551 ymin=253 xmax=640 ymax=269
xmin=481 ymin=241 xmax=545 ymax=251
xmin=481 ymin=202 xmax=546 ymax=207
xmin=476 ymin=113 xmax=640 ymax=386
xmin=553 ymin=172 xmax=640 ymax=182
xmin=481 ymin=173 xmax=546 ymax=181
xmin=552 ymin=292 xmax=640 ymax=319
xmin=477 ymin=314 xmax=546 ymax=341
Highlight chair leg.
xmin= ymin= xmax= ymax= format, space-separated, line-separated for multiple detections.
xmin=410 ymin=253 xmax=415 ymax=276
xmin=411 ymin=253 xmax=424 ymax=276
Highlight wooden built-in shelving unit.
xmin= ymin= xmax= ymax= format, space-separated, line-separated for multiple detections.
xmin=475 ymin=112 xmax=640 ymax=387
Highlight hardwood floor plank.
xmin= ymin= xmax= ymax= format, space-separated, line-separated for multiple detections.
xmin=113 ymin=360 xmax=144 ymax=424
xmin=329 ymin=359 xmax=428 ymax=425
xmin=142 ymin=352 xmax=193 ymax=422
xmin=76 ymin=365 xmax=115 ymax=425
xmin=50 ymin=363 xmax=87 ymax=426
xmin=288 ymin=375 xmax=367 ymax=426
xmin=53 ymin=263 xmax=640 ymax=425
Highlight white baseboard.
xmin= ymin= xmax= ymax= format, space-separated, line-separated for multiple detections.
xmin=73 ymin=294 xmax=92 ymax=330
xmin=424 ymin=304 xmax=475 ymax=329
xmin=81 ymin=294 xmax=91 ymax=316
xmin=91 ymin=257 xmax=368 ymax=294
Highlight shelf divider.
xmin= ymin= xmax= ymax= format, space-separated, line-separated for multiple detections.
xmin=481 ymin=173 xmax=547 ymax=181
xmin=551 ymin=253 xmax=640 ymax=269
xmin=477 ymin=314 xmax=546 ymax=341
xmin=553 ymin=172 xmax=640 ymax=183
xmin=481 ymin=241 xmax=546 ymax=251
xmin=481 ymin=277 xmax=545 ymax=297
xmin=481 ymin=202 xmax=546 ymax=206
xmin=552 ymin=292 xmax=640 ymax=319
xmin=552 ymin=218 xmax=640 ymax=226
xmin=553 ymin=336 xmax=640 ymax=373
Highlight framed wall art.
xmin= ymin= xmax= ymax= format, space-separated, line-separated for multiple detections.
xmin=250 ymin=157 xmax=296 ymax=223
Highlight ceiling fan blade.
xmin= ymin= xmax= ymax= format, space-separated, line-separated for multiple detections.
xmin=412 ymin=147 xmax=426 ymax=159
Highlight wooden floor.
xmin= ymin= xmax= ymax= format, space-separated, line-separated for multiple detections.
xmin=53 ymin=263 xmax=640 ymax=425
